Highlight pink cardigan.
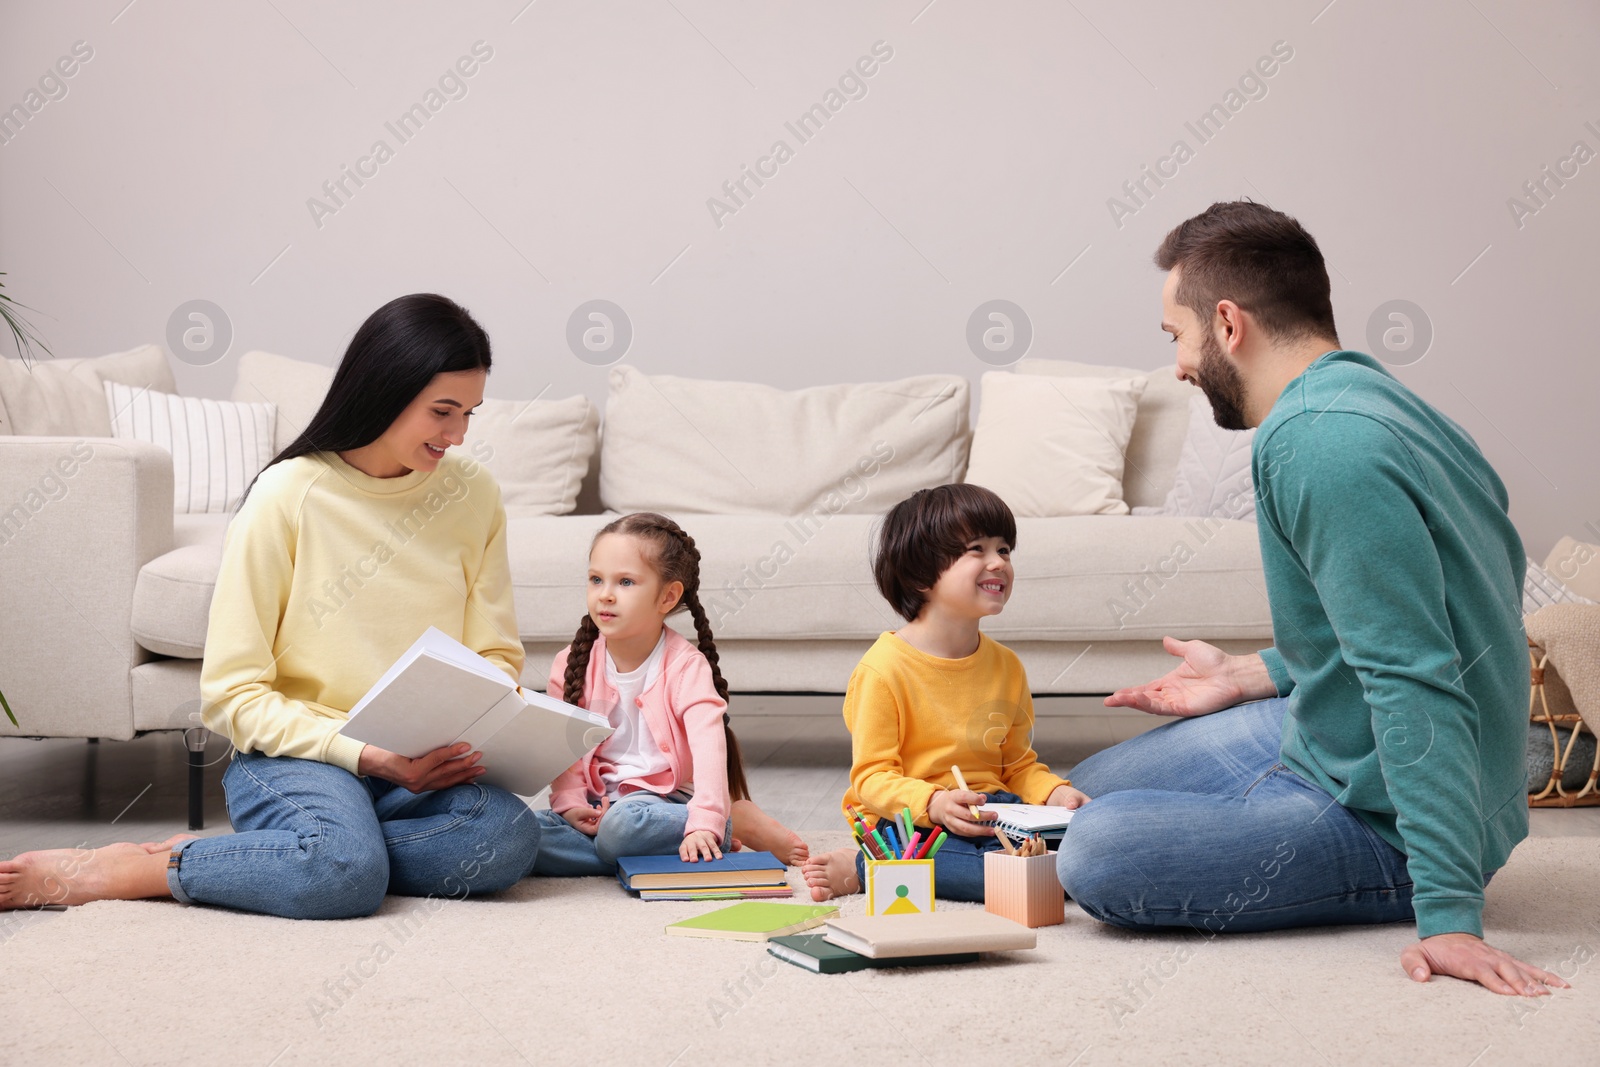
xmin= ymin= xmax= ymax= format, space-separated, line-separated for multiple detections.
xmin=546 ymin=627 xmax=731 ymax=839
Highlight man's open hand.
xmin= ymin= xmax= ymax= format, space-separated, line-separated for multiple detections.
xmin=1104 ymin=636 xmax=1274 ymax=717
xmin=1401 ymin=933 xmax=1570 ymax=996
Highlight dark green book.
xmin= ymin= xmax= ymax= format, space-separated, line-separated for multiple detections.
xmin=766 ymin=933 xmax=981 ymax=974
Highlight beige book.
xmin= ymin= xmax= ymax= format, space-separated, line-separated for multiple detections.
xmin=822 ymin=910 xmax=1037 ymax=958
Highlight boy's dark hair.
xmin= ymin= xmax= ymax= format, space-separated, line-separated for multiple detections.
xmin=873 ymin=484 xmax=1017 ymax=623
xmin=563 ymin=512 xmax=750 ymax=802
xmin=1154 ymin=200 xmax=1339 ymax=344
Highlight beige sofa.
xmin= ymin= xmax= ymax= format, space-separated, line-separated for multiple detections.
xmin=0 ymin=347 xmax=1275 ymax=825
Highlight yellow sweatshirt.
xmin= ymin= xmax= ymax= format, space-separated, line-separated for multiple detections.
xmin=200 ymin=451 xmax=523 ymax=774
xmin=841 ymin=631 xmax=1068 ymax=826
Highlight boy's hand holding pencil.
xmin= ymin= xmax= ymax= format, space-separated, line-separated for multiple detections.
xmin=928 ymin=766 xmax=998 ymax=838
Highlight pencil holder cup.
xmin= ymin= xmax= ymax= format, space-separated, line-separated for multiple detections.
xmin=984 ymin=851 xmax=1065 ymax=928
xmin=865 ymin=859 xmax=935 ymax=916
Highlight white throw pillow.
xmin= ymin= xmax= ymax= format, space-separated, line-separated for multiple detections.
xmin=963 ymin=371 xmax=1146 ymax=517
xmin=599 ymin=366 xmax=970 ymax=515
xmin=1012 ymin=358 xmax=1196 ymax=509
xmin=1132 ymin=393 xmax=1257 ymax=523
xmin=231 ymin=349 xmax=330 ymax=450
xmin=104 ymin=381 xmax=275 ymax=513
xmin=468 ymin=395 xmax=599 ymax=515
xmin=0 ymin=344 xmax=175 ymax=437
xmin=231 ymin=349 xmax=598 ymax=514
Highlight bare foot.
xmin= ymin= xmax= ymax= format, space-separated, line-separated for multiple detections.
xmin=731 ymin=799 xmax=811 ymax=867
xmin=801 ymin=847 xmax=860 ymax=902
xmin=0 ymin=843 xmax=173 ymax=910
xmin=139 ymin=834 xmax=198 ymax=854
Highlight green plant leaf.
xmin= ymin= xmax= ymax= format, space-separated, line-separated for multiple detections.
xmin=0 ymin=687 xmax=15 ymax=727
xmin=0 ymin=272 xmax=54 ymax=368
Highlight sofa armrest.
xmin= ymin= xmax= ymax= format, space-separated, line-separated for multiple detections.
xmin=0 ymin=437 xmax=173 ymax=740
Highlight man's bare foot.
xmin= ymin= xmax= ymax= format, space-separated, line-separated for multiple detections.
xmin=801 ymin=847 xmax=861 ymax=902
xmin=138 ymin=834 xmax=198 ymax=855
xmin=731 ymin=799 xmax=811 ymax=867
xmin=0 ymin=843 xmax=173 ymax=910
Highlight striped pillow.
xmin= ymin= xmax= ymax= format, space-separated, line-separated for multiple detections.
xmin=1524 ymin=557 xmax=1597 ymax=616
xmin=104 ymin=381 xmax=275 ymax=513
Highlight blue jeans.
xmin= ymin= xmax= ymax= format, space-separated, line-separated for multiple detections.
xmin=166 ymin=752 xmax=541 ymax=919
xmin=529 ymin=791 xmax=733 ymax=876
xmin=1057 ymin=697 xmax=1418 ymax=933
xmin=852 ymin=791 xmax=1024 ymax=903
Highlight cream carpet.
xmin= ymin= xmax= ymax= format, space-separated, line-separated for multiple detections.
xmin=3 ymin=833 xmax=1597 ymax=1067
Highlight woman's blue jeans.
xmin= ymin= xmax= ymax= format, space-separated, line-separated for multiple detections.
xmin=1058 ymin=698 xmax=1419 ymax=933
xmin=165 ymin=752 xmax=541 ymax=919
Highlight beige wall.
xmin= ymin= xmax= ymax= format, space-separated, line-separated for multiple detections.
xmin=1 ymin=0 xmax=1594 ymax=557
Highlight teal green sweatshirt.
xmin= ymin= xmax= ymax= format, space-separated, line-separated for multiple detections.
xmin=1253 ymin=351 xmax=1528 ymax=939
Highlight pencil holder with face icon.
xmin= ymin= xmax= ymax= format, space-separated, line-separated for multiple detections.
xmin=984 ymin=850 xmax=1065 ymax=928
xmin=865 ymin=859 xmax=935 ymax=915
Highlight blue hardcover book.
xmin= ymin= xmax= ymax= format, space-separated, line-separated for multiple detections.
xmin=616 ymin=851 xmax=788 ymax=891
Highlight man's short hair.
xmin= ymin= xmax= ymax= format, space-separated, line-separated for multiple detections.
xmin=872 ymin=483 xmax=1017 ymax=623
xmin=1155 ymin=201 xmax=1338 ymax=343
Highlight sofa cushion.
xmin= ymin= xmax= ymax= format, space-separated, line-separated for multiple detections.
xmin=964 ymin=371 xmax=1146 ymax=517
xmin=232 ymin=349 xmax=598 ymax=513
xmin=0 ymin=344 xmax=175 ymax=436
xmin=1012 ymin=358 xmax=1195 ymax=509
xmin=598 ymin=367 xmax=969 ymax=515
xmin=507 ymin=512 xmax=1272 ymax=644
xmin=132 ymin=543 xmax=224 ymax=658
xmin=135 ymin=509 xmax=1272 ymax=660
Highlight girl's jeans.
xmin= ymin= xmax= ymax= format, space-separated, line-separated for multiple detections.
xmin=528 ymin=790 xmax=733 ymax=876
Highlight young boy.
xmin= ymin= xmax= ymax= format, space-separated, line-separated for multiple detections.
xmin=803 ymin=484 xmax=1089 ymax=902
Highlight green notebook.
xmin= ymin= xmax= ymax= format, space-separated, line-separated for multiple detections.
xmin=767 ymin=933 xmax=982 ymax=973
xmin=665 ymin=902 xmax=839 ymax=942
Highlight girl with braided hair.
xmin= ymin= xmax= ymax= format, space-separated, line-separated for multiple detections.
xmin=529 ymin=513 xmax=810 ymax=872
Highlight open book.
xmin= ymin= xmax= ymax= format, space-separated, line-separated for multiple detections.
xmin=340 ymin=627 xmax=614 ymax=796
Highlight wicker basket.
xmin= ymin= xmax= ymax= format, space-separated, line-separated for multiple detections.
xmin=1527 ymin=636 xmax=1600 ymax=807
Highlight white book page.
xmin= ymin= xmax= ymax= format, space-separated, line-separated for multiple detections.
xmin=347 ymin=627 xmax=505 ymax=718
xmin=980 ymin=803 xmax=1074 ymax=830
xmin=474 ymin=690 xmax=615 ymax=796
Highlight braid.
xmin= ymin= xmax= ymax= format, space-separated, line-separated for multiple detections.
xmin=563 ymin=614 xmax=600 ymax=707
xmin=668 ymin=524 xmax=751 ymax=803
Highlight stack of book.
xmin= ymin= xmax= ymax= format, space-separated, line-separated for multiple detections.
xmin=616 ymin=851 xmax=793 ymax=901
xmin=768 ymin=910 xmax=1037 ymax=973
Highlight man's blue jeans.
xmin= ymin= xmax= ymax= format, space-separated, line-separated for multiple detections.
xmin=166 ymin=752 xmax=541 ymax=919
xmin=1058 ymin=698 xmax=1419 ymax=933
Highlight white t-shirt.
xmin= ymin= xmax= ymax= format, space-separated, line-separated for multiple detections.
xmin=599 ymin=630 xmax=672 ymax=798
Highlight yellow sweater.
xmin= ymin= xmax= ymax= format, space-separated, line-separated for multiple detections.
xmin=200 ymin=451 xmax=523 ymax=774
xmin=841 ymin=631 xmax=1067 ymax=826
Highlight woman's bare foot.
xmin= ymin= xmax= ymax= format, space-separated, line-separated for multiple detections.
xmin=730 ymin=799 xmax=811 ymax=867
xmin=0 ymin=843 xmax=173 ymax=910
xmin=801 ymin=847 xmax=861 ymax=902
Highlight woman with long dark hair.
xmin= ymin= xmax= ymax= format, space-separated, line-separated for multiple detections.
xmin=0 ymin=294 xmax=541 ymax=917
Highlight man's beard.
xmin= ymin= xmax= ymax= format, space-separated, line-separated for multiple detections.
xmin=1196 ymin=330 xmax=1251 ymax=431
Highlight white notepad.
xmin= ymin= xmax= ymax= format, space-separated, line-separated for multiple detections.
xmin=981 ymin=803 xmax=1075 ymax=837
xmin=340 ymin=627 xmax=614 ymax=795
